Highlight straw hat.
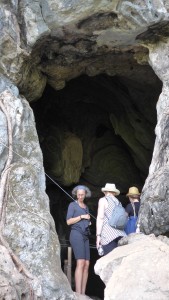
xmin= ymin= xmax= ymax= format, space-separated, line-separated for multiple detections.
xmin=101 ymin=183 xmax=120 ymax=196
xmin=126 ymin=186 xmax=140 ymax=197
xmin=72 ymin=185 xmax=91 ymax=198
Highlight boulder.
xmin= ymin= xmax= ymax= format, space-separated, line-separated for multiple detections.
xmin=95 ymin=233 xmax=169 ymax=300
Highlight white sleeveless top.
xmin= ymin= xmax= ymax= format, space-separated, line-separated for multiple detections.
xmin=101 ymin=195 xmax=126 ymax=245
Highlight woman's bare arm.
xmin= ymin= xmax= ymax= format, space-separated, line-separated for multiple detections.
xmin=67 ymin=214 xmax=90 ymax=225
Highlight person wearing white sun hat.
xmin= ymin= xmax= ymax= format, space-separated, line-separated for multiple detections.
xmin=96 ymin=183 xmax=126 ymax=256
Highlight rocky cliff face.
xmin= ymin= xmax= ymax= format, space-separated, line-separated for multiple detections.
xmin=1 ymin=0 xmax=169 ymax=299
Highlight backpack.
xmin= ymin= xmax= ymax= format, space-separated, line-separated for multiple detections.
xmin=124 ymin=202 xmax=138 ymax=234
xmin=106 ymin=196 xmax=128 ymax=230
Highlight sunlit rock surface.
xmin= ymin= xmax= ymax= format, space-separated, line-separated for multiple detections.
xmin=0 ymin=85 xmax=74 ymax=299
xmin=95 ymin=234 xmax=169 ymax=300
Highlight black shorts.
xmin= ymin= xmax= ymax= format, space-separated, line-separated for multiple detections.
xmin=70 ymin=230 xmax=90 ymax=260
xmin=102 ymin=236 xmax=122 ymax=255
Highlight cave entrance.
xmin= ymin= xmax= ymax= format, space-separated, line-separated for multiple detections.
xmin=31 ymin=72 xmax=162 ymax=202
xmin=31 ymin=71 xmax=162 ymax=298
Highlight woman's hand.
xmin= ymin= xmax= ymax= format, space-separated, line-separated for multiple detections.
xmin=96 ymin=236 xmax=101 ymax=249
xmin=81 ymin=214 xmax=90 ymax=220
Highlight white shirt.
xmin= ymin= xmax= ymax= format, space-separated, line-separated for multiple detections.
xmin=100 ymin=195 xmax=126 ymax=245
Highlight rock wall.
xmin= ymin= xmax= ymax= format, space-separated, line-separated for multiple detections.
xmin=0 ymin=78 xmax=74 ymax=299
xmin=138 ymin=40 xmax=169 ymax=235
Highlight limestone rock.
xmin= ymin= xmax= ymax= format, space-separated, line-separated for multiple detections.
xmin=0 ymin=245 xmax=40 ymax=299
xmin=0 ymin=87 xmax=74 ymax=299
xmin=74 ymin=293 xmax=95 ymax=300
xmin=138 ymin=41 xmax=169 ymax=235
xmin=1 ymin=0 xmax=168 ymax=100
xmin=42 ymin=127 xmax=83 ymax=186
xmin=95 ymin=233 xmax=169 ymax=300
xmin=1 ymin=0 xmax=169 ymax=299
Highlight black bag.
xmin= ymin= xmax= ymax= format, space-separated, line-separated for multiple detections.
xmin=106 ymin=197 xmax=128 ymax=230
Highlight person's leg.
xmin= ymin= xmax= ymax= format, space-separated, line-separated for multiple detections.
xmin=70 ymin=231 xmax=86 ymax=294
xmin=81 ymin=237 xmax=90 ymax=294
xmin=81 ymin=260 xmax=90 ymax=294
xmin=75 ymin=259 xmax=85 ymax=294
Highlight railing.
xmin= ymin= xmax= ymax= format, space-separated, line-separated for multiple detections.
xmin=63 ymin=246 xmax=72 ymax=284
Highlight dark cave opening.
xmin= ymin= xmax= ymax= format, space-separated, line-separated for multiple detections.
xmin=30 ymin=72 xmax=162 ymax=299
xmin=31 ymin=73 xmax=161 ymax=194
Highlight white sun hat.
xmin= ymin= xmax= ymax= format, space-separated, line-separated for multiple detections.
xmin=101 ymin=183 xmax=120 ymax=195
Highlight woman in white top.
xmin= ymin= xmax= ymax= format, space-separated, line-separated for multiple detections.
xmin=96 ymin=183 xmax=126 ymax=255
